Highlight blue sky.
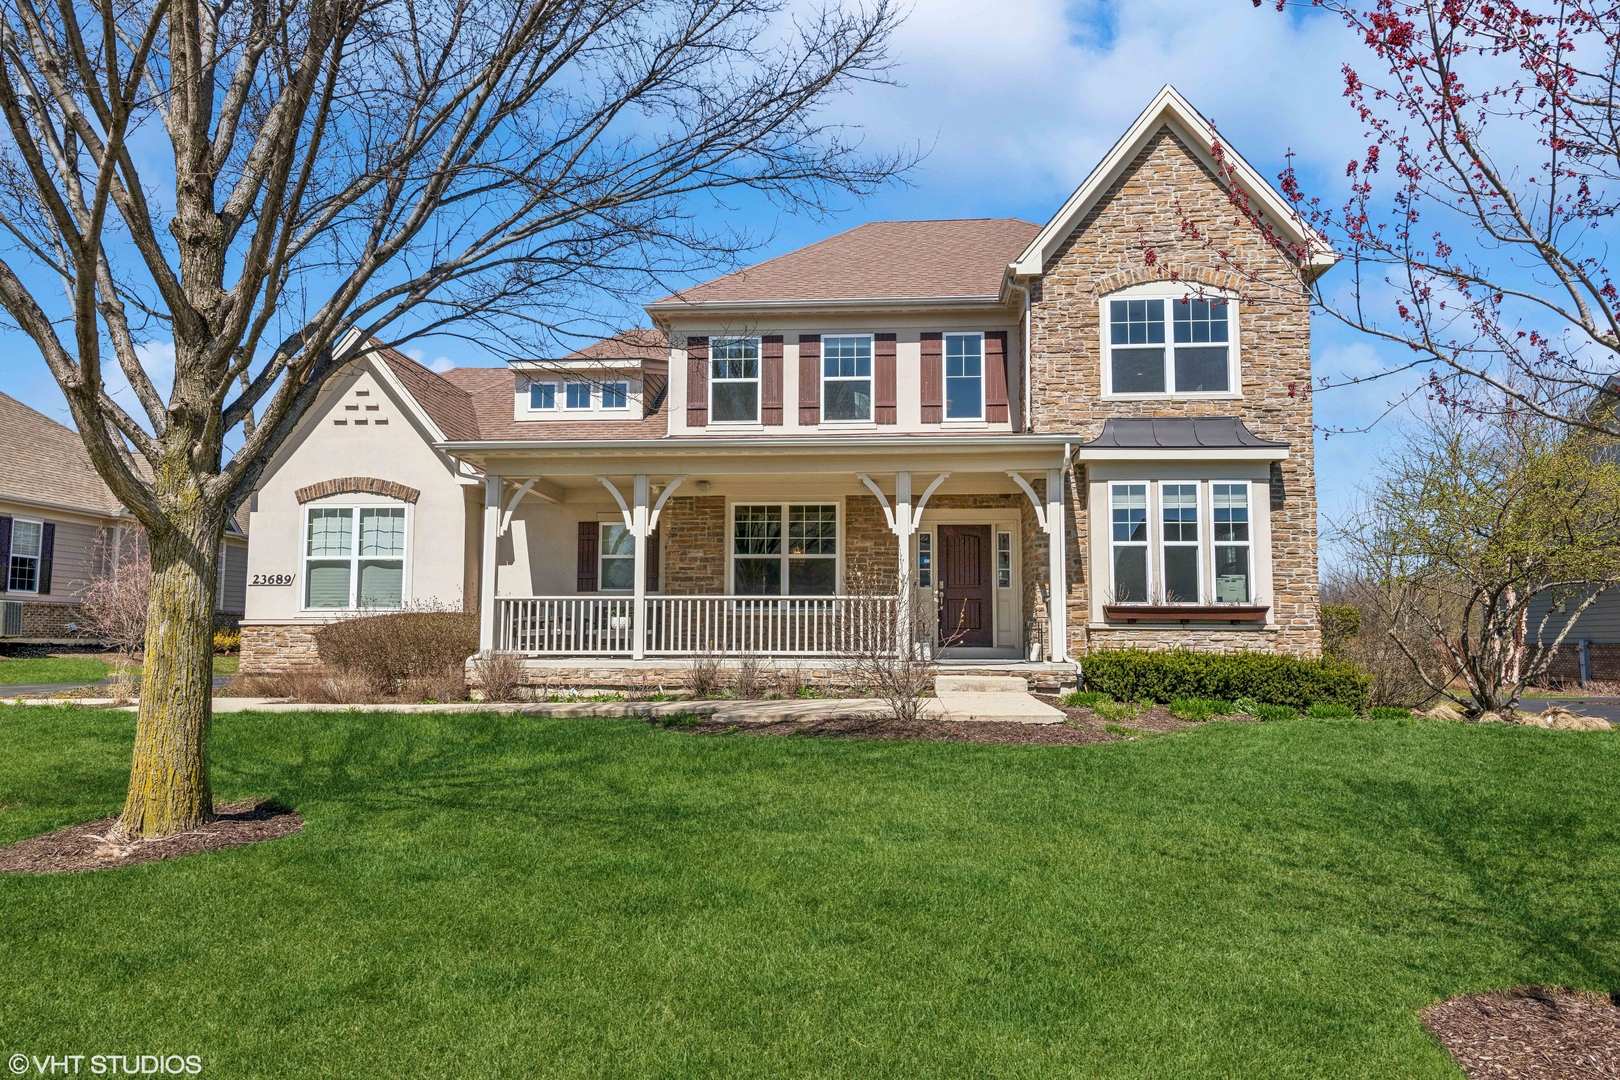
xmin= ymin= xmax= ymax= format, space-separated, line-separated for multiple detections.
xmin=0 ymin=0 xmax=1410 ymax=552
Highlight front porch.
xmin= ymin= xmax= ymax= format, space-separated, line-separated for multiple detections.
xmin=461 ymin=436 xmax=1078 ymax=665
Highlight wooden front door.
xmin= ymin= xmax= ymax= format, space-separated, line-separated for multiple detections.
xmin=938 ymin=525 xmax=994 ymax=647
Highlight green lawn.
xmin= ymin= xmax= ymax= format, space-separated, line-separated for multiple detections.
xmin=0 ymin=656 xmax=107 ymax=686
xmin=1 ymin=708 xmax=1617 ymax=1078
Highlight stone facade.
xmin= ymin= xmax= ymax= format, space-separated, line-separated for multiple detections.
xmin=240 ymin=623 xmax=323 ymax=672
xmin=657 ymin=496 xmax=727 ymax=594
xmin=1026 ymin=126 xmax=1321 ymax=658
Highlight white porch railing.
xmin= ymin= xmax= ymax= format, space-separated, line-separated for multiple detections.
xmin=495 ymin=595 xmax=899 ymax=657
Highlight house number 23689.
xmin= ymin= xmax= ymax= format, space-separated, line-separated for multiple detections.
xmin=251 ymin=573 xmax=295 ymax=586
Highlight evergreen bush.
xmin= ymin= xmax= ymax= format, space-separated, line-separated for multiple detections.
xmin=1080 ymin=649 xmax=1370 ymax=710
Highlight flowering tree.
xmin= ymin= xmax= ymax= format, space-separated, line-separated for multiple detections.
xmin=1244 ymin=1 xmax=1620 ymax=430
xmin=0 ymin=0 xmax=909 ymax=837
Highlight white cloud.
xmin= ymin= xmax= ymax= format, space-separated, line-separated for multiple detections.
xmin=430 ymin=356 xmax=456 ymax=373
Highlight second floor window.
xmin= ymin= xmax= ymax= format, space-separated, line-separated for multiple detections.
xmin=711 ymin=337 xmax=760 ymax=423
xmin=602 ymin=382 xmax=629 ymax=409
xmin=1108 ymin=296 xmax=1233 ymax=395
xmin=945 ymin=333 xmax=983 ymax=419
xmin=529 ymin=382 xmax=556 ymax=409
xmin=822 ymin=335 xmax=873 ymax=421
xmin=565 ymin=382 xmax=591 ymax=409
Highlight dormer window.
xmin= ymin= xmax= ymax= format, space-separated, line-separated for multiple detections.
xmin=1104 ymin=292 xmax=1236 ymax=397
xmin=602 ymin=381 xmax=628 ymax=410
xmin=529 ymin=382 xmax=556 ymax=409
xmin=565 ymin=382 xmax=592 ymax=410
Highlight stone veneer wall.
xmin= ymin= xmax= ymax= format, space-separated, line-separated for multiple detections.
xmin=844 ymin=494 xmax=899 ymax=592
xmin=1026 ymin=125 xmax=1321 ymax=658
xmin=658 ymin=496 xmax=726 ymax=594
xmin=240 ymin=623 xmax=322 ymax=672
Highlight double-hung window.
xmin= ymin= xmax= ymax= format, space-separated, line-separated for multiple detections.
xmin=304 ymin=506 xmax=407 ymax=609
xmin=822 ymin=335 xmax=872 ymax=421
xmin=529 ymin=382 xmax=557 ymax=410
xmin=1160 ymin=484 xmax=1200 ymax=603
xmin=1107 ymin=294 xmax=1233 ymax=395
xmin=1213 ymin=484 xmax=1251 ymax=602
xmin=7 ymin=519 xmax=42 ymax=592
xmin=1110 ymin=485 xmax=1149 ymax=603
xmin=732 ymin=503 xmax=837 ymax=595
xmin=945 ymin=333 xmax=983 ymax=419
xmin=599 ymin=523 xmax=634 ymax=590
xmin=565 ymin=382 xmax=592 ymax=410
xmin=711 ymin=337 xmax=760 ymax=423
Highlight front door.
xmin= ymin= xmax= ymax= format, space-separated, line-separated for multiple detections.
xmin=938 ymin=525 xmax=994 ymax=647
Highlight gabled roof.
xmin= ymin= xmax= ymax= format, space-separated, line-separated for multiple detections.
xmin=1011 ymin=85 xmax=1336 ymax=279
xmin=559 ymin=328 xmax=668 ymax=364
xmin=0 ymin=391 xmax=130 ymax=517
xmin=366 ymin=344 xmax=481 ymax=442
xmin=647 ymin=219 xmax=1039 ymax=311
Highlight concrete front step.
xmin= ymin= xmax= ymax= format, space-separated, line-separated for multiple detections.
xmin=934 ymin=674 xmax=1029 ymax=694
xmin=926 ymin=692 xmax=1066 ymax=725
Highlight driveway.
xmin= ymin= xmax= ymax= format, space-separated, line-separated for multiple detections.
xmin=1518 ymin=697 xmax=1620 ymax=724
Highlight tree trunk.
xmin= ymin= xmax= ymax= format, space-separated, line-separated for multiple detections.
xmin=113 ymin=511 xmax=222 ymax=839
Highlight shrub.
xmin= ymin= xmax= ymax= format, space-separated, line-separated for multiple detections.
xmin=213 ymin=628 xmax=241 ymax=654
xmin=1253 ymin=703 xmax=1299 ymax=722
xmin=1320 ymin=604 xmax=1362 ymax=659
xmin=313 ymin=609 xmax=477 ymax=691
xmin=1231 ymin=697 xmax=1261 ymax=716
xmin=687 ymin=651 xmax=724 ymax=697
xmin=1169 ymin=697 xmax=1232 ymax=722
xmin=1306 ymin=703 xmax=1357 ymax=720
xmin=473 ymin=652 xmax=526 ymax=703
xmin=1081 ymin=649 xmax=1370 ymax=710
xmin=733 ymin=653 xmax=766 ymax=700
xmin=1062 ymin=690 xmax=1112 ymax=707
xmin=1369 ymin=706 xmax=1413 ymax=720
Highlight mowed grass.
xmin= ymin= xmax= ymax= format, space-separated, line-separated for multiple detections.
xmin=1 ymin=708 xmax=1617 ymax=1079
xmin=0 ymin=656 xmax=107 ymax=686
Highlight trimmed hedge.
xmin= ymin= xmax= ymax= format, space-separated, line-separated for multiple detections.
xmin=1081 ymin=649 xmax=1370 ymax=710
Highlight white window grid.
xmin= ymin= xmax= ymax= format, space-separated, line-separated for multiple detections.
xmin=1101 ymin=291 xmax=1239 ymax=398
xmin=822 ymin=334 xmax=873 ymax=423
xmin=944 ymin=332 xmax=984 ymax=420
xmin=302 ymin=505 xmax=409 ymax=610
xmin=1212 ymin=482 xmax=1253 ymax=604
xmin=564 ymin=382 xmax=592 ymax=410
xmin=996 ymin=531 xmax=1012 ymax=589
xmin=1160 ymin=483 xmax=1201 ymax=605
xmin=710 ymin=337 xmax=761 ymax=424
xmin=7 ymin=518 xmax=42 ymax=593
xmin=729 ymin=502 xmax=839 ymax=596
xmin=916 ymin=530 xmax=933 ymax=588
xmin=1109 ymin=484 xmax=1149 ymax=604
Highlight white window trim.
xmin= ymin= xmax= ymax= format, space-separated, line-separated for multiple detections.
xmin=1211 ymin=479 xmax=1255 ymax=605
xmin=601 ymin=381 xmax=630 ymax=411
xmin=6 ymin=516 xmax=43 ymax=595
xmin=1108 ymin=483 xmax=1150 ymax=605
xmin=528 ymin=380 xmax=558 ymax=411
xmin=1099 ymin=287 xmax=1242 ymax=400
xmin=727 ymin=500 xmax=842 ymax=596
xmin=943 ymin=331 xmax=986 ymax=422
xmin=820 ymin=333 xmax=875 ymax=425
xmin=598 ymin=521 xmax=635 ymax=593
xmin=710 ymin=336 xmax=762 ymax=425
xmin=916 ymin=529 xmax=933 ymax=589
xmin=300 ymin=503 xmax=411 ymax=612
xmin=996 ymin=530 xmax=1012 ymax=590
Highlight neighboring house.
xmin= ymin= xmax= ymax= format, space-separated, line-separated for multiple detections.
xmin=241 ymin=86 xmax=1334 ymax=684
xmin=0 ymin=391 xmax=248 ymax=642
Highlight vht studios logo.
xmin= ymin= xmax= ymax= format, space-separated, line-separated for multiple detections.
xmin=9 ymin=1055 xmax=202 ymax=1075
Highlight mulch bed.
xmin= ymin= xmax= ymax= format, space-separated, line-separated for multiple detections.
xmin=0 ymin=799 xmax=303 ymax=874
xmin=1423 ymin=987 xmax=1620 ymax=1078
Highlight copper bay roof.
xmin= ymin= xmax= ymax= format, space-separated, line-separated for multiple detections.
xmin=651 ymin=219 xmax=1040 ymax=307
xmin=1082 ymin=418 xmax=1287 ymax=450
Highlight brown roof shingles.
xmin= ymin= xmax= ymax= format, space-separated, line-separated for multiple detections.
xmin=438 ymin=365 xmax=669 ymax=441
xmin=373 ymin=345 xmax=482 ymax=441
xmin=653 ymin=219 xmax=1040 ymax=306
xmin=0 ymin=391 xmax=129 ymax=516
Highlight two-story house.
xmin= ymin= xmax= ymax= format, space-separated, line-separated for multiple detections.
xmin=240 ymin=86 xmax=1334 ymax=685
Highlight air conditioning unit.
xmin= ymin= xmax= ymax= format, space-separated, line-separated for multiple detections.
xmin=1 ymin=601 xmax=23 ymax=637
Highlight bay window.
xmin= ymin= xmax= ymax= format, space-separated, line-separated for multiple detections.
xmin=732 ymin=503 xmax=838 ymax=595
xmin=1106 ymin=294 xmax=1234 ymax=395
xmin=1213 ymin=484 xmax=1252 ymax=603
xmin=711 ymin=337 xmax=761 ymax=422
xmin=822 ymin=335 xmax=873 ymax=421
xmin=305 ymin=505 xmax=407 ymax=609
xmin=1110 ymin=484 xmax=1149 ymax=603
xmin=1160 ymin=484 xmax=1200 ymax=604
xmin=1106 ymin=481 xmax=1258 ymax=608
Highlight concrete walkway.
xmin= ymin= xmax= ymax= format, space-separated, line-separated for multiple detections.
xmin=2 ymin=674 xmax=233 ymax=697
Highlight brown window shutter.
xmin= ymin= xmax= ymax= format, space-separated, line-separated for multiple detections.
xmin=685 ymin=336 xmax=709 ymax=427
xmin=874 ymin=333 xmax=897 ymax=424
xmin=920 ymin=332 xmax=943 ymax=423
xmin=0 ymin=516 xmax=10 ymax=593
xmin=647 ymin=528 xmax=660 ymax=592
xmin=798 ymin=334 xmax=821 ymax=425
xmin=38 ymin=522 xmax=54 ymax=595
xmin=576 ymin=521 xmax=599 ymax=591
xmin=761 ymin=336 xmax=784 ymax=426
xmin=985 ymin=331 xmax=1009 ymax=423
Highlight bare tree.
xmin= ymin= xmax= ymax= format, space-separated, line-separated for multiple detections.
xmin=78 ymin=528 xmax=149 ymax=702
xmin=0 ymin=0 xmax=909 ymax=836
xmin=838 ymin=578 xmax=939 ymax=724
xmin=1244 ymin=1 xmax=1620 ymax=433
xmin=1334 ymin=407 xmax=1620 ymax=715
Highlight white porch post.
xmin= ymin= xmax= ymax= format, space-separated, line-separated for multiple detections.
xmin=1045 ymin=467 xmax=1067 ymax=662
xmin=632 ymin=475 xmax=650 ymax=660
xmin=479 ymin=473 xmax=501 ymax=653
xmin=894 ymin=472 xmax=912 ymax=654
